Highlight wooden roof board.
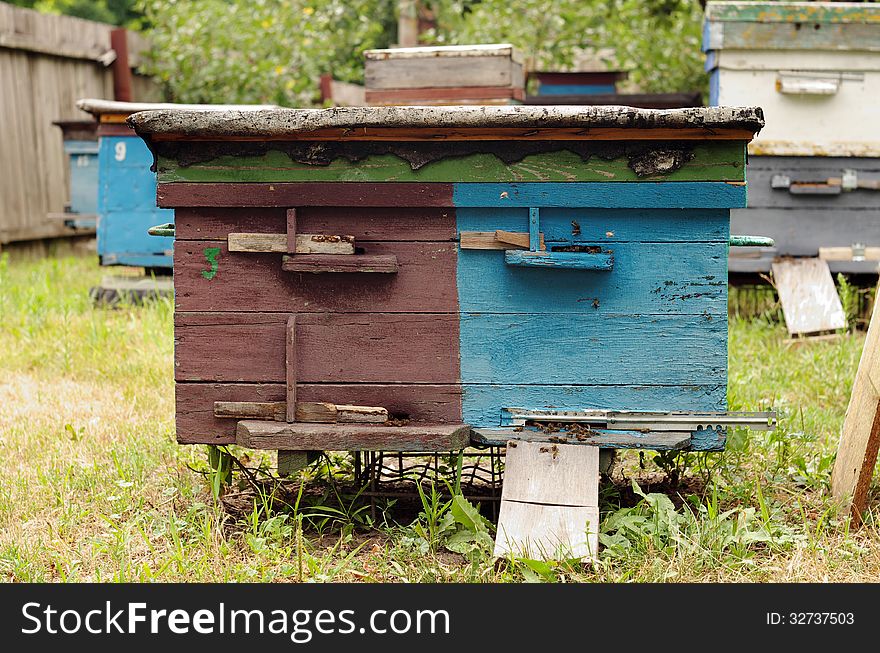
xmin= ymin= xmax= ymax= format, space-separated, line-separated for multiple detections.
xmin=77 ymin=98 xmax=278 ymax=118
xmin=128 ymin=105 xmax=764 ymax=140
xmin=364 ymin=43 xmax=522 ymax=63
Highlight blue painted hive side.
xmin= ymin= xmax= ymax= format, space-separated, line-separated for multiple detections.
xmin=97 ymin=133 xmax=174 ymax=269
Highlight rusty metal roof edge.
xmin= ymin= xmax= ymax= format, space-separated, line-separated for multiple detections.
xmin=127 ymin=105 xmax=765 ymax=138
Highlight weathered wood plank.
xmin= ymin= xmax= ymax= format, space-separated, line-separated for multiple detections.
xmin=227 ymin=232 xmax=355 ymax=254
xmin=494 ymin=501 xmax=599 ymax=560
xmin=174 ymin=241 xmax=458 ymax=313
xmin=504 ymin=249 xmax=614 ymax=270
xmin=281 ymin=253 xmax=398 ymax=273
xmin=214 ymin=400 xmax=286 ymax=421
xmin=173 ymin=206 xmax=457 ymax=242
xmin=176 ymin=382 xmax=463 ymax=443
xmin=705 ymin=21 xmax=880 ymax=52
xmin=286 ymin=315 xmax=296 ymax=423
xmin=365 ymin=86 xmax=524 ymax=105
xmin=156 ymin=143 xmax=746 ymax=184
xmin=236 ymin=420 xmax=471 ymax=451
xmin=292 ymin=401 xmax=336 ymax=423
xmin=174 ymin=312 xmax=460 ymax=384
xmin=148 ymin=127 xmax=758 ymax=144
xmin=771 ymin=259 xmax=846 ymax=336
xmin=337 ymin=405 xmax=388 ymax=423
xmin=470 ymin=427 xmax=692 ymax=450
xmin=457 ymin=241 xmax=728 ymax=315
xmin=214 ymin=400 xmax=388 ymax=423
xmin=452 ymin=182 xmax=748 ymax=209
xmin=457 ymin=207 xmax=729 ymax=243
xmin=459 ymin=313 xmax=726 ymax=385
xmin=459 ymin=231 xmax=545 ymax=250
xmin=706 ymin=2 xmax=880 ymax=24
xmin=175 ymin=311 xmax=724 ymax=386
xmin=158 ymin=183 xmax=454 ymax=208
xmin=832 ymin=290 xmax=880 ymax=525
xmin=286 ymin=208 xmax=297 ymax=254
xmin=158 ymin=181 xmax=747 ymax=209
xmin=500 ymin=440 xmax=599 ymax=507
xmin=365 ymin=54 xmax=521 ymax=90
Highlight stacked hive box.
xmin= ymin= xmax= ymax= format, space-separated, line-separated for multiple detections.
xmin=525 ymin=70 xmax=702 ymax=109
xmin=704 ymin=1 xmax=880 ymax=274
xmin=532 ymin=70 xmax=626 ymax=97
xmin=129 ymin=105 xmax=762 ymax=455
xmin=364 ymin=44 xmax=524 ymax=106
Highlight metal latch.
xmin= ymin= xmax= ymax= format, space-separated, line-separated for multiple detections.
xmin=772 ymin=169 xmax=879 ymax=194
xmin=503 ymin=408 xmax=777 ymax=432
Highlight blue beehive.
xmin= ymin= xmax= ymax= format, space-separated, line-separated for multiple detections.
xmin=77 ymin=100 xmax=177 ymax=270
xmin=52 ymin=120 xmax=99 ymax=230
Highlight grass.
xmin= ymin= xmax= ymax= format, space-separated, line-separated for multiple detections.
xmin=1 ymin=252 xmax=879 ymax=582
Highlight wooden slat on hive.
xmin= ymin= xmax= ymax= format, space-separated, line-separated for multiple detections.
xmin=149 ymin=127 xmax=756 ymax=144
xmin=173 ymin=241 xmax=726 ymax=314
xmin=156 ymin=143 xmax=745 ymax=184
xmin=175 ymin=382 xmax=464 ymax=444
xmin=457 ymin=242 xmax=729 ymax=315
xmin=158 ymin=181 xmax=747 ymax=209
xmin=365 ymin=86 xmax=525 ymax=105
xmin=173 ymin=207 xmax=458 ymax=242
xmin=457 ymin=207 xmax=729 ymax=243
xmin=174 ymin=311 xmax=724 ymax=385
xmin=704 ymin=21 xmax=880 ymax=52
xmin=471 ymin=427 xmax=692 ymax=451
xmin=174 ymin=312 xmax=460 ymax=384
xmin=172 ymin=240 xmax=459 ymax=313
xmin=236 ymin=420 xmax=471 ymax=451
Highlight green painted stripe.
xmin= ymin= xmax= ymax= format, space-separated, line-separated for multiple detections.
xmin=706 ymin=2 xmax=880 ymax=24
xmin=157 ymin=143 xmax=745 ymax=184
xmin=706 ymin=21 xmax=880 ymax=51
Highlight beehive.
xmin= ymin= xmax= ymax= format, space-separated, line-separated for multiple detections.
xmin=77 ymin=99 xmax=277 ymax=270
xmin=51 ymin=119 xmax=98 ymax=230
xmin=128 ymin=105 xmax=763 ymax=453
xmin=704 ymin=2 xmax=880 ymax=274
xmin=364 ymin=44 xmax=524 ymax=106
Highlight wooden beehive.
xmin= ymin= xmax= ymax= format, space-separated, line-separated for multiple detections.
xmin=704 ymin=2 xmax=880 ymax=274
xmin=364 ymin=44 xmax=524 ymax=105
xmin=51 ymin=119 xmax=99 ymax=230
xmin=76 ymin=99 xmax=276 ymax=271
xmin=128 ymin=105 xmax=763 ymax=454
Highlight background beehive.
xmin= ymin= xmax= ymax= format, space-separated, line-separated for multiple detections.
xmin=364 ymin=44 xmax=524 ymax=105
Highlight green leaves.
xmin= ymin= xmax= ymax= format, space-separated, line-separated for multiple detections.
xmin=139 ymin=0 xmax=707 ymax=107
xmin=445 ymin=495 xmax=494 ymax=557
xmin=139 ymin=0 xmax=396 ymax=106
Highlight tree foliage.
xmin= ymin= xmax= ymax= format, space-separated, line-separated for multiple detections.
xmin=429 ymin=0 xmax=706 ymax=94
xmin=139 ymin=0 xmax=397 ymax=106
xmin=6 ymin=0 xmax=143 ymax=27
xmin=139 ymin=0 xmax=707 ymax=107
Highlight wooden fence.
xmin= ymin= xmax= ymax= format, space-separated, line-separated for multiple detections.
xmin=0 ymin=2 xmax=160 ymax=246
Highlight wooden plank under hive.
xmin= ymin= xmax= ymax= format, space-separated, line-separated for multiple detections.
xmin=129 ymin=105 xmax=762 ymax=455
